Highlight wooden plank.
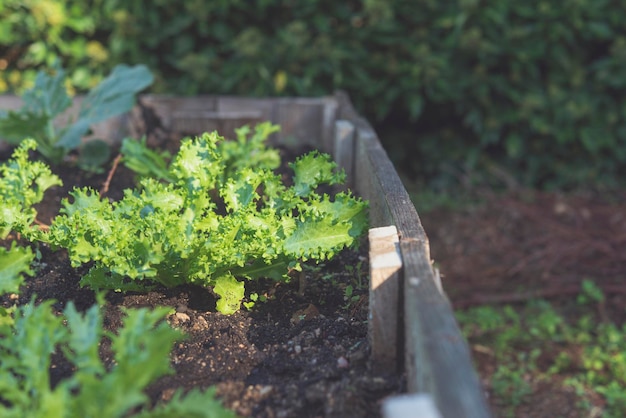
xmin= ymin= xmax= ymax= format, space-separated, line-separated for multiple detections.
xmin=353 ymin=123 xmax=396 ymax=227
xmin=402 ymin=241 xmax=490 ymax=418
xmin=335 ymin=92 xmax=491 ymax=418
xmin=139 ymin=95 xmax=266 ymax=138
xmin=217 ymin=96 xmax=338 ymax=149
xmin=275 ymin=101 xmax=324 ymax=150
xmin=318 ymin=96 xmax=339 ymax=153
xmin=333 ymin=120 xmax=355 ymax=189
xmin=382 ymin=394 xmax=442 ymax=418
xmin=140 ymin=95 xmax=218 ymax=134
xmin=216 ymin=96 xmax=275 ymax=120
xmin=368 ymin=225 xmax=402 ymax=373
xmin=216 ymin=96 xmax=275 ymax=140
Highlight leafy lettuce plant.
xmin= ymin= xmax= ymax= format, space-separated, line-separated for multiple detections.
xmin=47 ymin=124 xmax=368 ymax=314
xmin=0 ymin=295 xmax=237 ymax=418
xmin=1 ymin=138 xmax=59 ymax=301
xmin=0 ymin=62 xmax=153 ymax=164
xmin=0 ymin=138 xmax=62 ymax=239
xmin=120 ymin=122 xmax=281 ymax=183
xmin=0 ymin=145 xmax=236 ymax=418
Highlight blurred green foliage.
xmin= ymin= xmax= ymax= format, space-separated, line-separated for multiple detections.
xmin=0 ymin=0 xmax=109 ymax=93
xmin=1 ymin=0 xmax=625 ymax=189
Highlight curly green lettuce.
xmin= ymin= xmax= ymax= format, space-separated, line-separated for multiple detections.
xmin=47 ymin=124 xmax=368 ymax=314
xmin=0 ymin=138 xmax=62 ymax=239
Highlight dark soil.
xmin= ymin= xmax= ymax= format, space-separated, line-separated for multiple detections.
xmin=1 ymin=146 xmax=403 ymax=417
xmin=420 ymin=189 xmax=626 ymax=417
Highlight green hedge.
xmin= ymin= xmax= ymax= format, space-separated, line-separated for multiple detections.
xmin=1 ymin=0 xmax=625 ymax=189
xmin=0 ymin=0 xmax=109 ymax=92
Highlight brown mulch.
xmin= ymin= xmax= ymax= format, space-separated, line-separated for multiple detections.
xmin=422 ymin=190 xmax=626 ymax=316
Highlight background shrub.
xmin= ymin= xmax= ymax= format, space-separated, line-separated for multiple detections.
xmin=0 ymin=0 xmax=108 ymax=92
xmin=1 ymin=0 xmax=625 ymax=189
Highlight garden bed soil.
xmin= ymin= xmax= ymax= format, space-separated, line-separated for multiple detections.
xmin=1 ymin=145 xmax=404 ymax=418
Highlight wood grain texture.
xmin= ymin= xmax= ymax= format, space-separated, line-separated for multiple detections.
xmin=368 ymin=226 xmax=402 ymax=373
xmin=139 ymin=95 xmax=339 ymax=149
xmin=333 ymin=120 xmax=355 ymax=189
xmin=382 ymin=394 xmax=442 ymax=418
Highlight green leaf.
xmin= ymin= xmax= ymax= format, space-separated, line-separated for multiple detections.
xmin=77 ymin=139 xmax=112 ymax=172
xmin=61 ymin=302 xmax=106 ymax=377
xmin=0 ymin=243 xmax=34 ymax=296
xmin=22 ymin=61 xmax=72 ymax=118
xmin=121 ymin=137 xmax=174 ymax=182
xmin=218 ymin=122 xmax=281 ymax=180
xmin=221 ymin=168 xmax=262 ymax=212
xmin=77 ymin=307 xmax=181 ymax=416
xmin=213 ymin=274 xmax=245 ymax=315
xmin=57 ymin=64 xmax=154 ymax=150
xmin=291 ymin=151 xmax=345 ymax=196
xmin=284 ymin=219 xmax=354 ymax=260
xmin=0 ymin=110 xmax=49 ymax=145
xmin=0 ymin=299 xmax=66 ymax=413
xmin=228 ymin=257 xmax=291 ymax=281
xmin=0 ymin=62 xmax=70 ymax=150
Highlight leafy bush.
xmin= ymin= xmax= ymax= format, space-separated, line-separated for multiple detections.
xmin=0 ymin=0 xmax=109 ymax=93
xmin=0 ymin=122 xmax=365 ymax=314
xmin=395 ymin=0 xmax=626 ymax=189
xmin=46 ymin=124 xmax=367 ymax=314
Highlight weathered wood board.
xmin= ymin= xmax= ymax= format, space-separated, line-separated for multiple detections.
xmin=368 ymin=225 xmax=402 ymax=373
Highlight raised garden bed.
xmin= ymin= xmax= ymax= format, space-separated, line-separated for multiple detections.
xmin=0 ymin=92 xmax=490 ymax=417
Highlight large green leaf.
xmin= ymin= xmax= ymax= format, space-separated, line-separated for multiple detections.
xmin=284 ymin=219 xmax=354 ymax=260
xmin=0 ymin=110 xmax=48 ymax=145
xmin=0 ymin=62 xmax=70 ymax=146
xmin=57 ymin=64 xmax=154 ymax=150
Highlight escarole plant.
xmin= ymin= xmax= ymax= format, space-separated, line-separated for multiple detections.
xmin=47 ymin=123 xmax=368 ymax=314
xmin=0 ymin=139 xmax=62 ymax=239
xmin=0 ymin=144 xmax=236 ymax=417
xmin=1 ymin=139 xmax=61 ymax=293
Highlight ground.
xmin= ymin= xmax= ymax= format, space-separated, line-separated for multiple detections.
xmin=420 ymin=189 xmax=626 ymax=417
